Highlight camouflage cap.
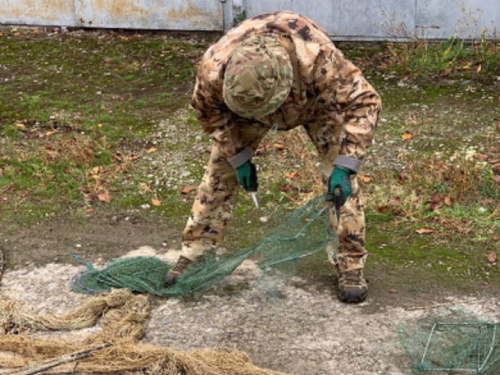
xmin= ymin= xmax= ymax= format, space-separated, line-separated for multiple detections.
xmin=223 ymin=34 xmax=293 ymax=119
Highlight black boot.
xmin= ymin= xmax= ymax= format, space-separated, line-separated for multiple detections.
xmin=164 ymin=256 xmax=194 ymax=287
xmin=336 ymin=268 xmax=368 ymax=303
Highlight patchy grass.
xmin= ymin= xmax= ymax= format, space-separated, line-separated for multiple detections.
xmin=0 ymin=28 xmax=498 ymax=291
xmin=261 ymin=77 xmax=499 ymax=286
xmin=0 ymin=28 xmax=207 ymax=222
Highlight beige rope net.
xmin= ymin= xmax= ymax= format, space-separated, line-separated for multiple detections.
xmin=0 ymin=289 xmax=292 ymax=375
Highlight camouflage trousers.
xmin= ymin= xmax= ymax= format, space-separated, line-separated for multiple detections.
xmin=181 ymin=120 xmax=367 ymax=273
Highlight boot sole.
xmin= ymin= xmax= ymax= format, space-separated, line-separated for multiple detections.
xmin=337 ymin=289 xmax=368 ymax=303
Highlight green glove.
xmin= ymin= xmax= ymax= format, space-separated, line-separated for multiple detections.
xmin=236 ymin=161 xmax=258 ymax=192
xmin=327 ymin=167 xmax=352 ymax=206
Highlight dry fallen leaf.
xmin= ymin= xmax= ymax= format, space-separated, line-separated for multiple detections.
xmin=389 ymin=196 xmax=402 ymax=206
xmin=271 ymin=143 xmax=286 ymax=150
xmin=487 ymin=251 xmax=497 ymax=264
xmin=402 ymin=132 xmax=413 ymax=140
xmin=430 ymin=202 xmax=443 ymax=211
xmin=152 ymin=198 xmax=161 ymax=206
xmin=97 ymin=193 xmax=111 ymax=203
xmin=40 ymin=130 xmax=58 ymax=137
xmin=280 ymin=184 xmax=296 ymax=193
xmin=387 ymin=289 xmax=398 ymax=294
xmin=358 ymin=174 xmax=372 ymax=183
xmin=444 ymin=196 xmax=452 ymax=207
xmin=92 ymin=166 xmax=105 ymax=174
xmin=473 ymin=153 xmax=488 ymax=161
xmin=428 ymin=193 xmax=441 ymax=204
xmin=285 ymin=171 xmax=299 ymax=179
xmin=416 ymin=228 xmax=434 ymax=234
xmin=139 ymin=182 xmax=151 ymax=193
xmin=395 ymin=173 xmax=410 ymax=184
xmin=180 ymin=186 xmax=197 ymax=194
xmin=146 ymin=147 xmax=157 ymax=153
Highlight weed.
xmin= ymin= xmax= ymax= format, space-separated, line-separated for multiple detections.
xmin=385 ymin=36 xmax=500 ymax=77
xmin=233 ymin=10 xmax=247 ymax=27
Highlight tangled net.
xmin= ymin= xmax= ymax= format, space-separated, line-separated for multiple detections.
xmin=71 ymin=195 xmax=336 ymax=296
xmin=0 ymin=196 xmax=336 ymax=374
xmin=398 ymin=307 xmax=500 ymax=375
xmin=0 ymin=289 xmax=292 ymax=374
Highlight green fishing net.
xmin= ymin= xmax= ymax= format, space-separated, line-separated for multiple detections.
xmin=71 ymin=195 xmax=337 ymax=296
xmin=398 ymin=308 xmax=500 ymax=374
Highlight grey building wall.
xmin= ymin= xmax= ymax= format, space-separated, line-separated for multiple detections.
xmin=244 ymin=0 xmax=498 ymax=40
xmin=0 ymin=0 xmax=223 ymax=31
xmin=0 ymin=0 xmax=498 ymax=40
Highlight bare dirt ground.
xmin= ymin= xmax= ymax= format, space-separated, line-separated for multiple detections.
xmin=1 ymin=238 xmax=499 ymax=375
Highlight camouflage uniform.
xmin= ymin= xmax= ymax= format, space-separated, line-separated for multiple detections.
xmin=182 ymin=11 xmax=382 ymax=274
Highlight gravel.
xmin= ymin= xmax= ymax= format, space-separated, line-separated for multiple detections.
xmin=1 ymin=246 xmax=498 ymax=375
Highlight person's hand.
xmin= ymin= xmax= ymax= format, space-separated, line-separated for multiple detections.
xmin=327 ymin=167 xmax=352 ymax=205
xmin=236 ymin=161 xmax=258 ymax=192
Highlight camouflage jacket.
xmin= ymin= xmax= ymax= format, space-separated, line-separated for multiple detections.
xmin=191 ymin=11 xmax=382 ymax=162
